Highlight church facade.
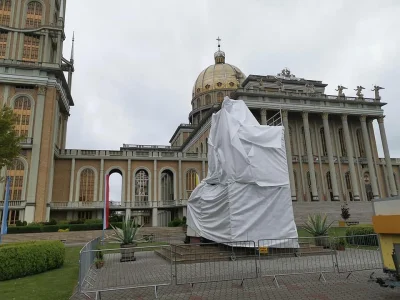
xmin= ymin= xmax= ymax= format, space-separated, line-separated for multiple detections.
xmin=1 ymin=0 xmax=399 ymax=226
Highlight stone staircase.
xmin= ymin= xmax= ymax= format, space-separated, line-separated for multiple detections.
xmin=155 ymin=240 xmax=332 ymax=264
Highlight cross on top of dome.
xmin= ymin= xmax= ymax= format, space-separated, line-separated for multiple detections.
xmin=214 ymin=36 xmax=225 ymax=64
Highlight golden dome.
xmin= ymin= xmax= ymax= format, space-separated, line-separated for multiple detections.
xmin=192 ymin=52 xmax=246 ymax=98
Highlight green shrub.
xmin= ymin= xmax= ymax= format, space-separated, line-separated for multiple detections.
xmin=168 ymin=218 xmax=183 ymax=227
xmin=0 ymin=240 xmax=65 ymax=281
xmin=84 ymin=219 xmax=103 ymax=224
xmin=7 ymin=226 xmax=42 ymax=234
xmin=68 ymin=219 xmax=85 ymax=225
xmin=41 ymin=225 xmax=60 ymax=232
xmin=345 ymin=227 xmax=378 ymax=246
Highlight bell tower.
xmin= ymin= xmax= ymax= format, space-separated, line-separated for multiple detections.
xmin=0 ymin=0 xmax=74 ymax=223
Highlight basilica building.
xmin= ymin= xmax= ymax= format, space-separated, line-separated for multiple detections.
xmin=1 ymin=0 xmax=399 ymax=226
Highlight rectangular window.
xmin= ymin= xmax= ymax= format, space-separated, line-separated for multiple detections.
xmin=22 ymin=35 xmax=40 ymax=62
xmin=0 ymin=0 xmax=11 ymax=27
xmin=0 ymin=32 xmax=7 ymax=58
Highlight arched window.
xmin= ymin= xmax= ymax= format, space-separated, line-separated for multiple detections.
xmin=5 ymin=159 xmax=25 ymax=201
xmin=356 ymin=129 xmax=365 ymax=157
xmin=326 ymin=171 xmax=333 ymax=201
xmin=26 ymin=1 xmax=42 ymax=28
xmin=186 ymin=169 xmax=199 ymax=198
xmin=22 ymin=34 xmax=40 ymax=62
xmin=217 ymin=92 xmax=224 ymax=103
xmin=160 ymin=169 xmax=174 ymax=201
xmin=200 ymin=142 xmax=203 ymax=154
xmin=320 ymin=128 xmax=327 ymax=156
xmin=134 ymin=169 xmax=149 ymax=202
xmin=301 ymin=127 xmax=307 ymax=155
xmin=0 ymin=0 xmax=11 ymax=27
xmin=196 ymin=98 xmax=201 ymax=107
xmin=193 ymin=100 xmax=197 ymax=109
xmin=205 ymin=94 xmax=211 ymax=105
xmin=345 ymin=171 xmax=353 ymax=201
xmin=79 ymin=168 xmax=95 ymax=202
xmin=205 ymin=138 xmax=208 ymax=153
xmin=13 ymin=96 xmax=31 ymax=137
xmin=338 ymin=128 xmax=346 ymax=156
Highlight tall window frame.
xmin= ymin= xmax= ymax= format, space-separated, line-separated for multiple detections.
xmin=185 ymin=169 xmax=199 ymax=199
xmin=0 ymin=0 xmax=11 ymax=27
xmin=134 ymin=169 xmax=149 ymax=203
xmin=217 ymin=92 xmax=224 ymax=103
xmin=22 ymin=34 xmax=40 ymax=62
xmin=356 ymin=129 xmax=365 ymax=157
xmin=13 ymin=96 xmax=31 ymax=137
xmin=25 ymin=1 xmax=43 ymax=28
xmin=5 ymin=159 xmax=25 ymax=201
xmin=320 ymin=127 xmax=327 ymax=156
xmin=79 ymin=168 xmax=95 ymax=202
xmin=345 ymin=171 xmax=353 ymax=201
xmin=160 ymin=169 xmax=174 ymax=202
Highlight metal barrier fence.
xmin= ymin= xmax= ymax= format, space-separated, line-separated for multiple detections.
xmin=258 ymin=236 xmax=336 ymax=287
xmin=174 ymin=240 xmax=258 ymax=285
xmin=80 ymin=244 xmax=173 ymax=299
xmin=78 ymin=237 xmax=101 ymax=293
xmin=76 ymin=234 xmax=383 ymax=298
xmin=333 ymin=234 xmax=382 ymax=275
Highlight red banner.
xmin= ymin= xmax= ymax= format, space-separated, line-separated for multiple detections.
xmin=103 ymin=174 xmax=110 ymax=229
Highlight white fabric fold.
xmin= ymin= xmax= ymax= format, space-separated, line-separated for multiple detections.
xmin=187 ymin=98 xmax=299 ymax=247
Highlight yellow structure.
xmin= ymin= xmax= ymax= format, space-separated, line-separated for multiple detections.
xmin=372 ymin=198 xmax=400 ymax=271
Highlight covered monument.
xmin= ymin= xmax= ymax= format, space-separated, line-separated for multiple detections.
xmin=186 ymin=97 xmax=298 ymax=246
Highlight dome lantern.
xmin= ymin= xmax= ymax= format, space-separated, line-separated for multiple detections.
xmin=214 ymin=36 xmax=225 ymax=64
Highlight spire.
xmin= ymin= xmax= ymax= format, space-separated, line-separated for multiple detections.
xmin=214 ymin=36 xmax=225 ymax=64
xmin=70 ymin=31 xmax=74 ymax=64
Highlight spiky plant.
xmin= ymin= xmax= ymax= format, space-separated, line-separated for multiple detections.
xmin=110 ymin=217 xmax=143 ymax=245
xmin=303 ymin=214 xmax=334 ymax=237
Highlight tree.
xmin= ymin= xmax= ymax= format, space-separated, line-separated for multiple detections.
xmin=0 ymin=105 xmax=22 ymax=182
xmin=340 ymin=203 xmax=351 ymax=221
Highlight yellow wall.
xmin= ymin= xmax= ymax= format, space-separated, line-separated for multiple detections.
xmin=378 ymin=234 xmax=400 ymax=270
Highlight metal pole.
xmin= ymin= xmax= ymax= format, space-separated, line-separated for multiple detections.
xmin=0 ymin=176 xmax=11 ymax=243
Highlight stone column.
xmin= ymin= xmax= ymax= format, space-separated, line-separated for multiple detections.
xmin=282 ymin=111 xmax=296 ymax=200
xmin=302 ymin=112 xmax=318 ymax=200
xmin=341 ymin=115 xmax=360 ymax=200
xmin=68 ymin=159 xmax=75 ymax=202
xmin=360 ymin=115 xmax=379 ymax=199
xmin=98 ymin=159 xmax=104 ymax=202
xmin=178 ymin=160 xmax=182 ymax=200
xmin=153 ymin=160 xmax=157 ymax=207
xmin=260 ymin=108 xmax=267 ymax=125
xmin=378 ymin=116 xmax=397 ymax=196
xmin=322 ymin=113 xmax=340 ymax=200
xmin=152 ymin=207 xmax=158 ymax=227
xmin=127 ymin=159 xmax=131 ymax=202
xmin=202 ymin=160 xmax=206 ymax=180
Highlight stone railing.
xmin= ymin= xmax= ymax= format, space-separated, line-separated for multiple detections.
xmin=50 ymin=200 xmax=188 ymax=209
xmin=0 ymin=200 xmax=26 ymax=208
xmin=57 ymin=148 xmax=207 ymax=159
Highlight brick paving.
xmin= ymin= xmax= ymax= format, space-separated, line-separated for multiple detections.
xmin=72 ymin=248 xmax=400 ymax=300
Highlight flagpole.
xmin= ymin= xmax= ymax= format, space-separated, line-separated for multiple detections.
xmin=0 ymin=176 xmax=11 ymax=244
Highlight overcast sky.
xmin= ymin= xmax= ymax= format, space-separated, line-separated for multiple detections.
xmin=63 ymin=0 xmax=400 ymax=201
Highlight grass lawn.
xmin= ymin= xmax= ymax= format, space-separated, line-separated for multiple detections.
xmin=0 ymin=246 xmax=81 ymax=300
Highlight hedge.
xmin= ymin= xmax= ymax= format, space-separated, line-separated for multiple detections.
xmin=0 ymin=241 xmax=65 ymax=281
xmin=6 ymin=222 xmax=123 ymax=234
xmin=345 ymin=227 xmax=378 ymax=246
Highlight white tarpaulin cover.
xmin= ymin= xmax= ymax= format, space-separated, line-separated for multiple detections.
xmin=187 ymin=97 xmax=298 ymax=247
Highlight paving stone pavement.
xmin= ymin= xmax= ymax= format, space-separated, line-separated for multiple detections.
xmin=72 ymin=249 xmax=400 ymax=300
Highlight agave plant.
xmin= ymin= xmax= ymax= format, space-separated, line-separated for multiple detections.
xmin=110 ymin=217 xmax=143 ymax=245
xmin=303 ymin=214 xmax=333 ymax=237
